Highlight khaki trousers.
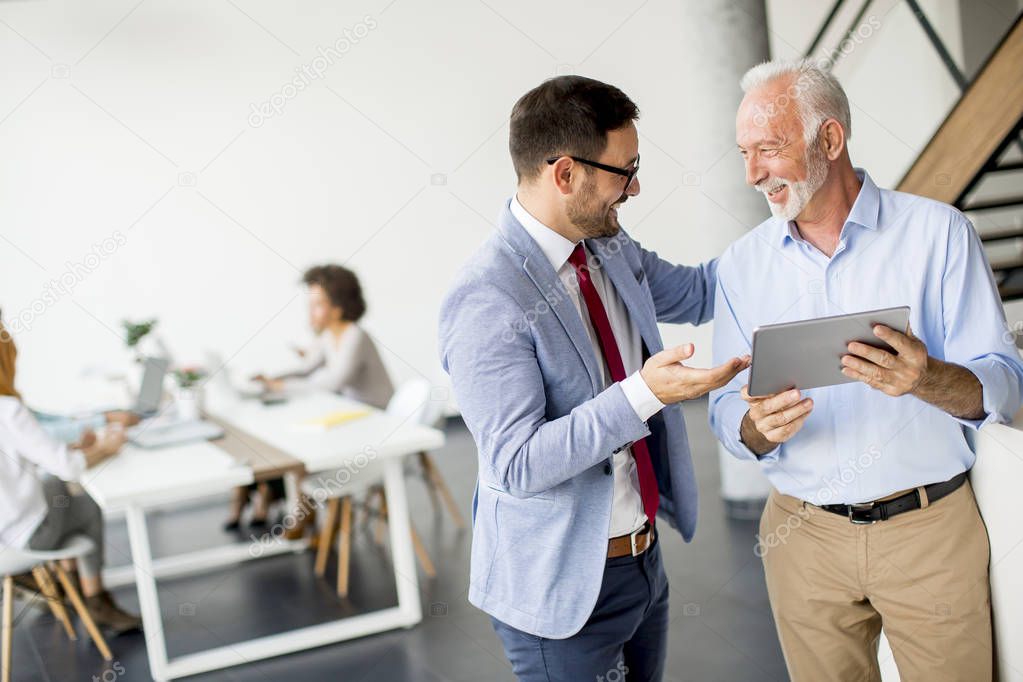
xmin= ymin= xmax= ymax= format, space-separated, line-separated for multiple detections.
xmin=758 ymin=480 xmax=992 ymax=681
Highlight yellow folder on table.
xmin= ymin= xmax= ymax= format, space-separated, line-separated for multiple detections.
xmin=299 ymin=409 xmax=371 ymax=430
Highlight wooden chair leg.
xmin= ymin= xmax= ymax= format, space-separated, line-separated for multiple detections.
xmin=315 ymin=498 xmax=340 ymax=578
xmin=2 ymin=575 xmax=13 ymax=682
xmin=420 ymin=452 xmax=466 ymax=529
xmin=31 ymin=566 xmax=76 ymax=641
xmin=417 ymin=452 xmax=441 ymax=511
xmin=409 ymin=525 xmax=436 ymax=578
xmin=50 ymin=564 xmax=112 ymax=661
xmin=336 ymin=496 xmax=353 ymax=598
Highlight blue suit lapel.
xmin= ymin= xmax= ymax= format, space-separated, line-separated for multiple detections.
xmin=498 ymin=202 xmax=603 ymax=396
xmin=520 ymin=255 xmax=604 ymax=395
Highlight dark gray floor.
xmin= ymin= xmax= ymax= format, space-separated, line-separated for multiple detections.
xmin=9 ymin=398 xmax=788 ymax=681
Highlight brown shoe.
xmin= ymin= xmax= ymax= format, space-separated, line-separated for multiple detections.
xmin=84 ymin=591 xmax=142 ymax=635
xmin=9 ymin=572 xmax=50 ymax=611
xmin=11 ymin=571 xmax=40 ymax=594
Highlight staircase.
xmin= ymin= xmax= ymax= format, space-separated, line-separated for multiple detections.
xmin=896 ymin=16 xmax=1023 ymax=300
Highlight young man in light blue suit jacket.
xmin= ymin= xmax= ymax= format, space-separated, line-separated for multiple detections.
xmin=438 ymin=76 xmax=749 ymax=682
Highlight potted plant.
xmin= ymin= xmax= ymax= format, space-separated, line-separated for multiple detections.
xmin=172 ymin=366 xmax=208 ymax=421
xmin=123 ymin=319 xmax=157 ymax=355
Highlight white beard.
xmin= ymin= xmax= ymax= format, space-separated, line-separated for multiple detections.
xmin=758 ymin=145 xmax=830 ymax=221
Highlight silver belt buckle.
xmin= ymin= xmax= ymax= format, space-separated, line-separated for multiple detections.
xmin=630 ymin=525 xmax=653 ymax=556
xmin=848 ymin=502 xmax=877 ymax=525
xmin=630 ymin=527 xmax=643 ymax=556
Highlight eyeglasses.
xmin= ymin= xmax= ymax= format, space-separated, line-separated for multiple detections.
xmin=546 ymin=154 xmax=640 ymax=191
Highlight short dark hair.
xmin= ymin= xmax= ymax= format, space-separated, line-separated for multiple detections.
xmin=509 ymin=75 xmax=640 ymax=182
xmin=302 ymin=264 xmax=366 ymax=322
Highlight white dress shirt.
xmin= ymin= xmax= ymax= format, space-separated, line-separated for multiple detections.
xmin=0 ymin=396 xmax=87 ymax=548
xmin=511 ymin=196 xmax=664 ymax=537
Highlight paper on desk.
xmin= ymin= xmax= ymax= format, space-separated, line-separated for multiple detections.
xmin=297 ymin=409 xmax=371 ymax=430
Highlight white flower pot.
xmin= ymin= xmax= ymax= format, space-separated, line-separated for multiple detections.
xmin=174 ymin=386 xmax=204 ymax=421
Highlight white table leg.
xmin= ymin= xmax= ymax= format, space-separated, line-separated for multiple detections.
xmin=283 ymin=470 xmax=300 ymax=510
xmin=382 ymin=458 xmax=422 ymax=627
xmin=124 ymin=504 xmax=171 ymax=682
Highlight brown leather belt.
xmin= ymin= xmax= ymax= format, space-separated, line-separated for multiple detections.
xmin=607 ymin=522 xmax=656 ymax=558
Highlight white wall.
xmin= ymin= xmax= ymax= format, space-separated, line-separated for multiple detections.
xmin=0 ymin=0 xmax=747 ymax=408
xmin=0 ymin=0 xmax=999 ymax=412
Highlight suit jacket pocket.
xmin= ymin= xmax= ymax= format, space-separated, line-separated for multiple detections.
xmin=485 ymin=483 xmax=556 ymax=503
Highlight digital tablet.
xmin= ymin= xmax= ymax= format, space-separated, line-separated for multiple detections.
xmin=748 ymin=306 xmax=911 ymax=397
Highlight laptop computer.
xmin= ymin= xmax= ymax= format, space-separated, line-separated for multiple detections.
xmin=204 ymin=350 xmax=288 ymax=403
xmin=134 ymin=356 xmax=170 ymax=416
xmin=127 ymin=355 xmax=225 ymax=448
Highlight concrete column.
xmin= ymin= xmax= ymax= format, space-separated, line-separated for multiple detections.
xmin=680 ymin=0 xmax=774 ymax=516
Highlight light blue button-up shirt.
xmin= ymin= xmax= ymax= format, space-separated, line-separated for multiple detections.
xmin=32 ymin=410 xmax=105 ymax=444
xmin=709 ymin=169 xmax=1023 ymax=505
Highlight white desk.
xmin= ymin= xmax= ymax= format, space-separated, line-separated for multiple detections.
xmin=205 ymin=389 xmax=446 ymax=473
xmin=81 ymin=387 xmax=444 ymax=681
xmin=170 ymin=388 xmax=442 ymax=681
xmin=80 ymin=442 xmax=254 ymax=682
xmin=81 ymin=441 xmax=252 ymax=511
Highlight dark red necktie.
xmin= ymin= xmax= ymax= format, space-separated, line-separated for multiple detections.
xmin=569 ymin=243 xmax=659 ymax=525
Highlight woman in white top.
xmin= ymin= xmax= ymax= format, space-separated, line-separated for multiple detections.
xmin=0 ymin=321 xmax=141 ymax=633
xmin=228 ymin=265 xmax=396 ymax=530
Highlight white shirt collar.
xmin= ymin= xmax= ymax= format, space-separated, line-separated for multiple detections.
xmin=510 ymin=194 xmax=579 ymax=272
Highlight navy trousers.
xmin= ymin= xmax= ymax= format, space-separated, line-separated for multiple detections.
xmin=491 ymin=536 xmax=670 ymax=682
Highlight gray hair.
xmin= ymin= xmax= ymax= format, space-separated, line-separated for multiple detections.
xmin=740 ymin=59 xmax=852 ymax=143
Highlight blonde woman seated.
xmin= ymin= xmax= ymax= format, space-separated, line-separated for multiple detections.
xmin=226 ymin=264 xmax=395 ymax=530
xmin=0 ymin=321 xmax=141 ymax=634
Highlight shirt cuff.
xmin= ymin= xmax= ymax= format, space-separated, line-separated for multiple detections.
xmin=83 ymin=414 xmax=107 ymax=435
xmin=620 ymin=371 xmax=665 ymax=423
xmin=953 ymin=357 xmax=1017 ymax=430
xmin=725 ymin=397 xmax=781 ymax=463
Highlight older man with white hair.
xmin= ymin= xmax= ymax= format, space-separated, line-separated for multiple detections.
xmin=709 ymin=59 xmax=1023 ymax=681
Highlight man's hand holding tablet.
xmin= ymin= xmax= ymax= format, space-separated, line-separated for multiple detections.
xmin=840 ymin=323 xmax=929 ymax=396
xmin=739 ymin=306 xmax=919 ymax=456
xmin=739 ymin=316 xmax=985 ymax=456
xmin=842 ymin=322 xmax=986 ymax=421
xmin=740 ymin=385 xmax=814 ymax=455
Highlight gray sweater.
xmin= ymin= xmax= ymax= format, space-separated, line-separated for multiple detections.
xmin=282 ymin=325 xmax=395 ymax=409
